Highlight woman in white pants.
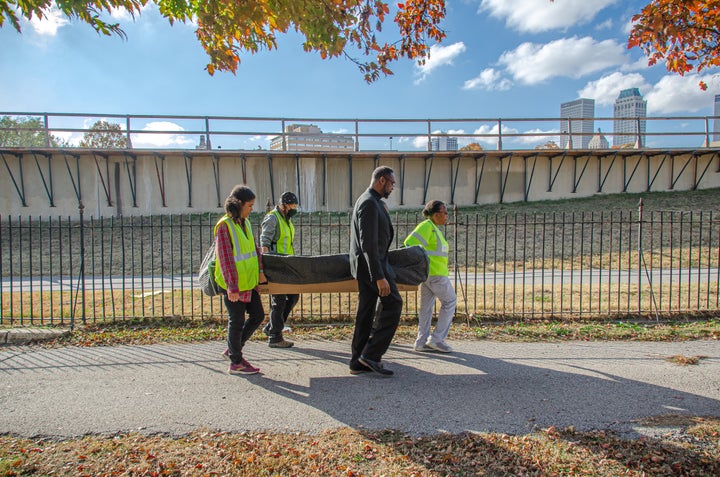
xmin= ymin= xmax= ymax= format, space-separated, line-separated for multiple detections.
xmin=404 ymin=200 xmax=456 ymax=353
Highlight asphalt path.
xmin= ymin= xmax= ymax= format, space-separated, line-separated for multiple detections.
xmin=1 ymin=339 xmax=719 ymax=438
xmin=2 ymin=267 xmax=717 ymax=293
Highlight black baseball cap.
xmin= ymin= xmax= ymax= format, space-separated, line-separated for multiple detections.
xmin=280 ymin=191 xmax=298 ymax=204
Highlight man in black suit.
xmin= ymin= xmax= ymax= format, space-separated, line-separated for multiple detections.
xmin=348 ymin=165 xmax=403 ymax=377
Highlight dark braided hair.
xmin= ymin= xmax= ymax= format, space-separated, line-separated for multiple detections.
xmin=225 ymin=185 xmax=256 ymax=221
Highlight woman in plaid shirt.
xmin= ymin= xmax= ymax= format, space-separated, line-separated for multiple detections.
xmin=214 ymin=185 xmax=267 ymax=375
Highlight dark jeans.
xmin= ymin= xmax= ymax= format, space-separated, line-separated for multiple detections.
xmin=264 ymin=293 xmax=299 ymax=342
xmin=223 ymin=290 xmax=265 ymax=364
xmin=350 ymin=277 xmax=402 ymax=366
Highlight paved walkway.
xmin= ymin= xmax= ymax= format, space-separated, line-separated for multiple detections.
xmin=1 ymin=339 xmax=718 ymax=438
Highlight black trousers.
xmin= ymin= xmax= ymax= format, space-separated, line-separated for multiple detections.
xmin=264 ymin=293 xmax=299 ymax=342
xmin=350 ymin=277 xmax=402 ymax=365
xmin=223 ymin=290 xmax=265 ymax=364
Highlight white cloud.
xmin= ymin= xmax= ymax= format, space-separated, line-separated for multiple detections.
xmin=26 ymin=3 xmax=158 ymax=37
xmin=414 ymin=42 xmax=466 ymax=84
xmin=471 ymin=124 xmax=519 ymax=146
xmin=621 ymin=56 xmax=653 ymax=72
xmin=622 ymin=17 xmax=635 ymax=35
xmin=479 ymin=0 xmax=617 ymax=33
xmin=109 ymin=7 xmax=135 ymax=21
xmin=514 ymin=128 xmax=561 ymax=145
xmin=412 ymin=129 xmax=462 ymax=149
xmin=575 ymin=72 xmax=720 ymax=114
xmin=53 ymin=131 xmax=81 ymax=146
xmin=463 ymin=68 xmax=513 ymax=91
xmin=595 ymin=19 xmax=613 ymax=31
xmin=646 ymin=74 xmax=720 ymax=114
xmin=131 ymin=121 xmax=195 ymax=148
xmin=498 ymin=36 xmax=628 ymax=84
xmin=578 ymin=72 xmax=650 ymax=106
xmin=29 ymin=5 xmax=69 ymax=35
xmin=248 ymin=135 xmax=274 ymax=142
xmin=412 ymin=134 xmax=432 ymax=149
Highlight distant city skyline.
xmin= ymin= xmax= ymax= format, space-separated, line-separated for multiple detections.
xmin=557 ymin=87 xmax=654 ymax=149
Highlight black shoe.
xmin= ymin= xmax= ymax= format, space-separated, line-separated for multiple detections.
xmin=359 ymin=356 xmax=394 ymax=377
xmin=349 ymin=362 xmax=372 ymax=375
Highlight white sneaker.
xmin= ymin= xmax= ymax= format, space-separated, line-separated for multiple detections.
xmin=427 ymin=341 xmax=453 ymax=353
xmin=413 ymin=344 xmax=432 ymax=352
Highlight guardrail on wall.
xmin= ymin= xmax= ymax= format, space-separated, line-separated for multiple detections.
xmin=2 ymin=206 xmax=718 ymax=328
xmin=2 ymin=111 xmax=720 ymax=151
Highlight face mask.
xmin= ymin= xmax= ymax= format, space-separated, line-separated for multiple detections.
xmin=285 ymin=208 xmax=298 ymax=218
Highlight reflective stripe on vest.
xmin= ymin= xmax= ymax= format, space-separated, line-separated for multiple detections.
xmin=213 ymin=215 xmax=259 ymax=291
xmin=404 ymin=219 xmax=449 ymax=276
xmin=270 ymin=208 xmax=295 ymax=255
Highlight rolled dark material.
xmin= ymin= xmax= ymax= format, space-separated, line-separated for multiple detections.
xmin=262 ymin=245 xmax=429 ymax=286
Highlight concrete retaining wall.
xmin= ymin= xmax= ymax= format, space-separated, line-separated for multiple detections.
xmin=1 ymin=149 xmax=718 ymax=218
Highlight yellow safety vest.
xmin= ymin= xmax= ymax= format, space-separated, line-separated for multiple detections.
xmin=404 ymin=219 xmax=449 ymax=276
xmin=213 ymin=215 xmax=259 ymax=291
xmin=270 ymin=208 xmax=295 ymax=255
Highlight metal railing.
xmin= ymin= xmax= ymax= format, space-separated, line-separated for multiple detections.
xmin=2 ymin=206 xmax=718 ymax=327
xmin=2 ymin=111 xmax=720 ymax=151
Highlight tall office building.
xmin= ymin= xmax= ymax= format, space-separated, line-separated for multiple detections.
xmin=430 ymin=133 xmax=458 ymax=151
xmin=269 ymin=124 xmax=355 ymax=151
xmin=713 ymin=94 xmax=720 ymax=142
xmin=613 ymin=88 xmax=647 ymax=147
xmin=560 ymin=98 xmax=595 ymax=149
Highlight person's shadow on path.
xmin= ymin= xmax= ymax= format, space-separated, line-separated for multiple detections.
xmin=250 ymin=342 xmax=718 ymax=434
xmin=247 ymin=342 xmax=720 ymax=474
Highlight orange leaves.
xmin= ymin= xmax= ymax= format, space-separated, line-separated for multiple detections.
xmin=195 ymin=0 xmax=446 ymax=82
xmin=627 ymin=0 xmax=720 ymax=89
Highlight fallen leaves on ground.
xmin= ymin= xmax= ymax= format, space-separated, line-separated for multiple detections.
xmin=665 ymin=354 xmax=708 ymax=366
xmin=1 ymin=421 xmax=718 ymax=476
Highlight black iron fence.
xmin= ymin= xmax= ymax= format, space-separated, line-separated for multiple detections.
xmin=1 ymin=206 xmax=719 ymax=327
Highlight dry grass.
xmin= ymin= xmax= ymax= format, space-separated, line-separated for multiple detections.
xmin=1 ymin=419 xmax=718 ymax=476
xmin=4 ymin=279 xmax=720 ymax=325
xmin=19 ymin=317 xmax=719 ymax=348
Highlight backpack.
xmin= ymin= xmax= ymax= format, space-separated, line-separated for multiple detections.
xmin=198 ymin=241 xmax=222 ymax=296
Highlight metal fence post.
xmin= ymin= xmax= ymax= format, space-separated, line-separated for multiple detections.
xmin=74 ymin=201 xmax=87 ymax=330
xmin=637 ymin=198 xmax=643 ymax=316
xmin=43 ymin=114 xmax=50 ymax=147
xmin=497 ymin=119 xmax=503 ymax=151
xmin=125 ymin=116 xmax=132 ymax=148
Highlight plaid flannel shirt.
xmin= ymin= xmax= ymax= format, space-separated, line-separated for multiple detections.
xmin=216 ymin=220 xmax=263 ymax=303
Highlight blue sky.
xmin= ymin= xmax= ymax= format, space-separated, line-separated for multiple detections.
xmin=2 ymin=0 xmax=719 ymax=150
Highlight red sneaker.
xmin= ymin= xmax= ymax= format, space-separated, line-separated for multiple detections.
xmin=228 ymin=358 xmax=260 ymax=375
